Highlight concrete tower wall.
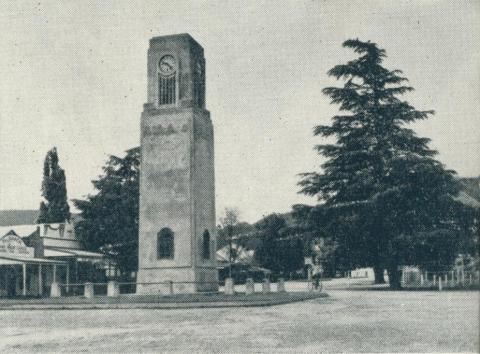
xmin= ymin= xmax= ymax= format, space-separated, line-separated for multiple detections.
xmin=137 ymin=34 xmax=217 ymax=294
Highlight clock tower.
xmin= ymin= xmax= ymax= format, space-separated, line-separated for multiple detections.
xmin=137 ymin=34 xmax=218 ymax=294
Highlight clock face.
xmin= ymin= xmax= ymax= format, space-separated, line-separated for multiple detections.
xmin=159 ymin=55 xmax=176 ymax=75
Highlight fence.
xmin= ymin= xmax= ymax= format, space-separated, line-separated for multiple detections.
xmin=401 ymin=269 xmax=480 ymax=290
xmin=47 ymin=278 xmax=319 ymax=299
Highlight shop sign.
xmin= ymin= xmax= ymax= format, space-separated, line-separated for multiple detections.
xmin=0 ymin=233 xmax=33 ymax=258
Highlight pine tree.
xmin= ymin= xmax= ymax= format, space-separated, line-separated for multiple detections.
xmin=74 ymin=147 xmax=140 ymax=274
xmin=299 ymin=39 xmax=460 ymax=288
xmin=37 ymin=147 xmax=70 ymax=223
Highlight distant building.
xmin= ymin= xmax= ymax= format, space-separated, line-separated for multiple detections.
xmin=0 ymin=220 xmax=104 ymax=297
xmin=456 ymin=176 xmax=480 ymax=208
xmin=0 ymin=210 xmax=39 ymax=226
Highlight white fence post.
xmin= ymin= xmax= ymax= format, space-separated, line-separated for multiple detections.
xmin=245 ymin=278 xmax=255 ymax=295
xmin=84 ymin=283 xmax=94 ymax=299
xmin=50 ymin=282 xmax=61 ymax=297
xmin=262 ymin=279 xmax=271 ymax=294
xmin=167 ymin=280 xmax=174 ymax=296
xmin=107 ymin=281 xmax=119 ymax=297
xmin=225 ymin=278 xmax=235 ymax=295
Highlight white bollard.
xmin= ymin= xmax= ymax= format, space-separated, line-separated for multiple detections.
xmin=166 ymin=280 xmax=174 ymax=296
xmin=225 ymin=278 xmax=235 ymax=295
xmin=438 ymin=277 xmax=443 ymax=291
xmin=469 ymin=273 xmax=472 ymax=286
xmin=245 ymin=278 xmax=255 ymax=295
xmin=262 ymin=279 xmax=271 ymax=294
xmin=420 ymin=273 xmax=424 ymax=286
xmin=277 ymin=278 xmax=286 ymax=293
xmin=433 ymin=275 xmax=437 ymax=286
xmin=84 ymin=283 xmax=94 ymax=299
xmin=107 ymin=281 xmax=119 ymax=297
xmin=50 ymin=282 xmax=61 ymax=297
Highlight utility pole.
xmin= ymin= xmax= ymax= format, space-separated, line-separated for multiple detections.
xmin=229 ymin=225 xmax=234 ymax=278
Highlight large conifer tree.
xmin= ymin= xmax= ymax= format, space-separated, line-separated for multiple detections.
xmin=299 ymin=39 xmax=460 ymax=288
xmin=74 ymin=147 xmax=140 ymax=274
xmin=37 ymin=147 xmax=71 ymax=223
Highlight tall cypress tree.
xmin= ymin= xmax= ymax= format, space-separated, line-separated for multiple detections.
xmin=37 ymin=147 xmax=70 ymax=223
xmin=299 ymin=39 xmax=460 ymax=288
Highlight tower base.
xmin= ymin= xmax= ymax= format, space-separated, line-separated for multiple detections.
xmin=136 ymin=268 xmax=218 ymax=295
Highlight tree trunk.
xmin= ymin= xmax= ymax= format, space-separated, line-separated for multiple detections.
xmin=373 ymin=265 xmax=385 ymax=284
xmin=387 ymin=263 xmax=402 ymax=289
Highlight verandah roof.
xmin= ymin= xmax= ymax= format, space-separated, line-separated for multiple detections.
xmin=0 ymin=255 xmax=66 ymax=265
xmin=43 ymin=248 xmax=104 ymax=259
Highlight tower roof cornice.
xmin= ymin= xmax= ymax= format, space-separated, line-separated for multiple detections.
xmin=149 ymin=33 xmax=204 ymax=51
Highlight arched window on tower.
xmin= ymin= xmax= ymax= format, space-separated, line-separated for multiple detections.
xmin=157 ymin=228 xmax=174 ymax=259
xmin=202 ymin=230 xmax=210 ymax=260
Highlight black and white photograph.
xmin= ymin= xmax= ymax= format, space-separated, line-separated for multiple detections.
xmin=0 ymin=1 xmax=479 ymax=352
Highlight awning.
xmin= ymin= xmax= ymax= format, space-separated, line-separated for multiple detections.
xmin=44 ymin=247 xmax=104 ymax=261
xmin=43 ymin=249 xmax=75 ymax=258
xmin=0 ymin=255 xmax=66 ymax=265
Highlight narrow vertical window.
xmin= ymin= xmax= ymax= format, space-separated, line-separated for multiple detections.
xmin=194 ymin=61 xmax=205 ymax=108
xmin=202 ymin=230 xmax=210 ymax=260
xmin=158 ymin=75 xmax=176 ymax=105
xmin=158 ymin=55 xmax=176 ymax=105
xmin=157 ymin=228 xmax=174 ymax=259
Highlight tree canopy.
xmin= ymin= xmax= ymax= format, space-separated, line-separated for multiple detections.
xmin=74 ymin=147 xmax=140 ymax=274
xmin=37 ymin=147 xmax=70 ymax=223
xmin=299 ymin=39 xmax=465 ymax=288
xmin=254 ymin=213 xmax=304 ymax=277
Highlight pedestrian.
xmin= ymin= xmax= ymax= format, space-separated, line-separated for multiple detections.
xmin=311 ymin=264 xmax=322 ymax=291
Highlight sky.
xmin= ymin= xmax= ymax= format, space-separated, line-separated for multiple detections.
xmin=0 ymin=0 xmax=479 ymax=223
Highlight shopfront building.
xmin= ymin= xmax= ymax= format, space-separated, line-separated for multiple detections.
xmin=0 ymin=222 xmax=104 ymax=297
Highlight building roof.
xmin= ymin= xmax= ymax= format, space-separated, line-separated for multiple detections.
xmin=216 ymin=244 xmax=254 ymax=264
xmin=0 ymin=224 xmax=38 ymax=238
xmin=0 ymin=210 xmax=81 ymax=227
xmin=0 ymin=210 xmax=38 ymax=226
xmin=456 ymin=177 xmax=480 ymax=208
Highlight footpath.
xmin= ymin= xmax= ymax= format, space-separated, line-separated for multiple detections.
xmin=0 ymin=291 xmax=327 ymax=310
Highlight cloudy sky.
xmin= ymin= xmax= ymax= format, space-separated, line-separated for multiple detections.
xmin=0 ymin=0 xmax=479 ymax=222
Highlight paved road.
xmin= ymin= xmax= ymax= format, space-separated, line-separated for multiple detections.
xmin=0 ymin=290 xmax=478 ymax=353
